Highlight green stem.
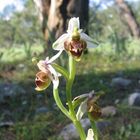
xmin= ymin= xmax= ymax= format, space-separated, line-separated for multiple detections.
xmin=88 ymin=113 xmax=98 ymax=140
xmin=66 ymin=55 xmax=75 ymax=114
xmin=52 ymin=63 xmax=69 ymax=81
xmin=73 ymin=120 xmax=87 ymax=140
xmin=53 ymin=88 xmax=71 ymax=119
xmin=66 ymin=55 xmax=86 ymax=140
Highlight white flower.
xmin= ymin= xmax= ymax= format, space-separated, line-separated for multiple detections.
xmin=52 ymin=17 xmax=97 ymax=61
xmin=86 ymin=129 xmax=94 ymax=140
xmin=35 ymin=50 xmax=62 ymax=91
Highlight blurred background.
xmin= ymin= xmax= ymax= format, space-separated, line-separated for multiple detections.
xmin=0 ymin=0 xmax=140 ymax=140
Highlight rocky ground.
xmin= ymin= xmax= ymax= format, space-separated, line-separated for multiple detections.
xmin=0 ymin=52 xmax=140 ymax=140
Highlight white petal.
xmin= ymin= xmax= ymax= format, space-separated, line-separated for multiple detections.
xmin=86 ymin=41 xmax=97 ymax=48
xmin=80 ymin=33 xmax=97 ymax=48
xmin=45 ymin=57 xmax=49 ymax=61
xmin=86 ymin=129 xmax=94 ymax=140
xmin=76 ymin=99 xmax=87 ymax=120
xmin=78 ymin=29 xmax=83 ymax=33
xmin=67 ymin=17 xmax=80 ymax=34
xmin=81 ymin=33 xmax=93 ymax=42
xmin=52 ymin=33 xmax=69 ymax=50
xmin=47 ymin=50 xmax=63 ymax=64
xmin=73 ymin=94 xmax=89 ymax=102
xmin=48 ymin=65 xmax=59 ymax=89
xmin=37 ymin=60 xmax=48 ymax=73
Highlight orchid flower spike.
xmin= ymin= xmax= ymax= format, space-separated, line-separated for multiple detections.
xmin=53 ymin=17 xmax=97 ymax=61
xmin=35 ymin=50 xmax=62 ymax=91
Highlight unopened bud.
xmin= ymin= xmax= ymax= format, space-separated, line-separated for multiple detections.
xmin=32 ymin=57 xmax=38 ymax=65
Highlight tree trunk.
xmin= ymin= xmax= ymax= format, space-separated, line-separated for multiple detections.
xmin=33 ymin=0 xmax=89 ymax=45
xmin=116 ymin=0 xmax=140 ymax=38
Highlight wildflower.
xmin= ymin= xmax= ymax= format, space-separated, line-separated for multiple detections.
xmin=87 ymin=96 xmax=101 ymax=120
xmin=53 ymin=17 xmax=96 ymax=61
xmin=35 ymin=50 xmax=62 ymax=91
xmin=86 ymin=129 xmax=94 ymax=140
xmin=75 ymin=91 xmax=102 ymax=120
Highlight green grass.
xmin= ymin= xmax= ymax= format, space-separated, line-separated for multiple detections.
xmin=0 ymin=44 xmax=44 ymax=63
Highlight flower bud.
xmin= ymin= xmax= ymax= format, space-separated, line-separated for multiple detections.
xmin=32 ymin=57 xmax=38 ymax=65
